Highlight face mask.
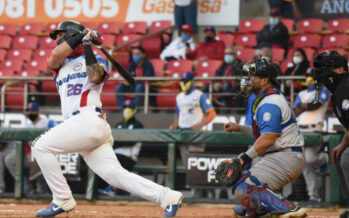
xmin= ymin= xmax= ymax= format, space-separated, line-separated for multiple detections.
xmin=269 ymin=17 xmax=279 ymax=26
xmin=123 ymin=108 xmax=136 ymax=122
xmin=181 ymin=33 xmax=191 ymax=42
xmin=323 ymin=71 xmax=348 ymax=92
xmin=293 ymin=56 xmax=303 ymax=65
xmin=204 ymin=36 xmax=214 ymax=43
xmin=132 ymin=54 xmax=142 ymax=63
xmin=180 ymin=81 xmax=193 ymax=94
xmin=27 ymin=114 xmax=38 ymax=122
xmin=224 ymin=54 xmax=234 ymax=64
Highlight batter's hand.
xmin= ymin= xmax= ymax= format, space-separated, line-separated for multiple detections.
xmin=82 ymin=29 xmax=91 ymax=43
xmin=331 ymin=144 xmax=346 ymax=163
xmin=169 ymin=124 xmax=177 ymax=130
xmin=224 ymin=122 xmax=240 ymax=133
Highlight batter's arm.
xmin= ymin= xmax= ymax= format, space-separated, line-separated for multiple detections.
xmin=48 ymin=42 xmax=73 ymax=70
xmin=169 ymin=114 xmax=179 ymax=130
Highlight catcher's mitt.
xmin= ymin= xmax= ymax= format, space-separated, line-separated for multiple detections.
xmin=215 ymin=158 xmax=242 ymax=187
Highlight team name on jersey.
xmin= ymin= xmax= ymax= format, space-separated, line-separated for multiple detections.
xmin=55 ymin=72 xmax=87 ymax=89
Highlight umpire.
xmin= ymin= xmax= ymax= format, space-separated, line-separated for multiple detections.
xmin=313 ymin=51 xmax=349 ymax=218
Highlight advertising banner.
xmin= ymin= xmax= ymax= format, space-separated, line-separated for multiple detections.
xmin=0 ymin=0 xmax=239 ymax=26
xmin=294 ymin=0 xmax=349 ymax=20
xmin=59 ymin=153 xmax=81 ymax=181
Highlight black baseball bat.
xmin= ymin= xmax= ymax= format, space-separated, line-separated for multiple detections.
xmin=96 ymin=46 xmax=135 ymax=85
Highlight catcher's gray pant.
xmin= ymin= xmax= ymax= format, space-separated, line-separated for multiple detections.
xmin=31 ymin=108 xmax=170 ymax=208
xmin=249 ymin=148 xmax=306 ymax=191
xmin=339 ymin=147 xmax=349 ymax=195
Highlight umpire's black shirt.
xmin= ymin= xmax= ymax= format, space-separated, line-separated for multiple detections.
xmin=332 ymin=74 xmax=349 ymax=130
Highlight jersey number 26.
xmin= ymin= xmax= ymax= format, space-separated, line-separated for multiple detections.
xmin=67 ymin=84 xmax=83 ymax=96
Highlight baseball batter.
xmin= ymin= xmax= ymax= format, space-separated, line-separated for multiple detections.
xmin=218 ymin=59 xmax=307 ymax=217
xmin=32 ymin=20 xmax=182 ymax=217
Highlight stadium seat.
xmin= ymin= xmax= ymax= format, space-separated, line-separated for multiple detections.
xmin=236 ymin=48 xmax=255 ymax=62
xmin=116 ymin=34 xmax=141 ymax=52
xmin=297 ymin=18 xmax=324 ymax=33
xmin=24 ymin=59 xmax=48 ymax=72
xmin=150 ymin=59 xmax=165 ymax=77
xmin=41 ymin=79 xmax=58 ymax=98
xmin=142 ymin=35 xmax=162 ymax=59
xmin=0 ymin=23 xmax=17 ymax=36
xmin=80 ymin=22 xmax=96 ymax=30
xmin=156 ymin=91 xmax=177 ymax=110
xmin=0 ymin=69 xmax=16 ymax=77
xmin=123 ymin=21 xmax=147 ymax=35
xmin=166 ymin=60 xmax=193 ymax=78
xmin=280 ymin=60 xmax=294 ymax=74
xmin=7 ymin=49 xmax=33 ymax=62
xmin=271 ymin=47 xmax=285 ymax=64
xmin=33 ymin=49 xmax=52 ymax=60
xmin=238 ymin=19 xmax=265 ymax=33
xmin=326 ymin=18 xmax=349 ymax=33
xmin=19 ymin=70 xmax=40 ymax=77
xmin=101 ymin=81 xmax=117 ymax=111
xmin=12 ymin=35 xmax=39 ymax=49
xmin=281 ymin=18 xmax=295 ymax=33
xmin=98 ymin=21 xmax=121 ymax=35
xmin=287 ymin=47 xmax=315 ymax=63
xmin=112 ymin=52 xmax=130 ymax=69
xmin=101 ymin=34 xmax=116 ymax=48
xmin=293 ymin=34 xmax=321 ymax=48
xmin=322 ymin=34 xmax=349 ymax=49
xmin=39 ymin=36 xmax=56 ymax=49
xmin=216 ymin=33 xmax=234 ymax=47
xmin=6 ymin=88 xmax=25 ymax=110
xmin=149 ymin=20 xmax=172 ymax=33
xmin=195 ymin=60 xmax=221 ymax=86
xmin=235 ymin=33 xmax=257 ymax=47
xmin=0 ymin=60 xmax=23 ymax=73
xmin=0 ymin=49 xmax=7 ymax=60
xmin=19 ymin=23 xmax=43 ymax=35
xmin=0 ymin=35 xmax=12 ymax=49
xmin=44 ymin=23 xmax=58 ymax=34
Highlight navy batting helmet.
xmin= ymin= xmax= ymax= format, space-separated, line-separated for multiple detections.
xmin=49 ymin=20 xmax=85 ymax=40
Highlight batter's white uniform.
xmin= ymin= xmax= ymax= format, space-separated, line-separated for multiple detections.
xmin=32 ymin=54 xmax=173 ymax=208
xmin=294 ymin=86 xmax=330 ymax=201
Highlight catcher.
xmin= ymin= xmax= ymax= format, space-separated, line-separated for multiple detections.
xmin=215 ymin=59 xmax=307 ymax=217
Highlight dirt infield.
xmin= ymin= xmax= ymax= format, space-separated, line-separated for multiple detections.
xmin=0 ymin=199 xmax=343 ymax=217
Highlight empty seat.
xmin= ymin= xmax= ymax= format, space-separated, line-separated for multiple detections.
xmin=98 ymin=22 xmax=121 ymax=35
xmin=0 ymin=23 xmax=17 ymax=36
xmin=271 ymin=47 xmax=285 ymax=64
xmin=0 ymin=69 xmax=16 ymax=76
xmin=101 ymin=34 xmax=116 ymax=48
xmin=19 ymin=70 xmax=40 ymax=77
xmin=297 ymin=19 xmax=324 ymax=33
xmin=0 ymin=60 xmax=23 ymax=73
xmin=156 ymin=91 xmax=177 ymax=110
xmin=0 ymin=35 xmax=12 ymax=49
xmin=0 ymin=49 xmax=7 ymax=60
xmin=166 ymin=60 xmax=193 ymax=78
xmin=293 ymin=34 xmax=321 ymax=48
xmin=195 ymin=60 xmax=221 ymax=86
xmin=281 ymin=18 xmax=295 ymax=33
xmin=111 ymin=52 xmax=130 ymax=69
xmin=116 ymin=34 xmax=141 ymax=52
xmin=142 ymin=35 xmax=162 ymax=59
xmin=149 ymin=20 xmax=173 ymax=44
xmin=12 ymin=35 xmax=39 ymax=49
xmin=238 ymin=19 xmax=265 ymax=33
xmin=6 ymin=88 xmax=25 ymax=111
xmin=19 ymin=23 xmax=43 ymax=35
xmin=236 ymin=48 xmax=255 ymax=62
xmin=101 ymin=82 xmax=117 ymax=111
xmin=235 ymin=33 xmax=257 ymax=47
xmin=322 ymin=34 xmax=349 ymax=48
xmin=216 ymin=33 xmax=234 ymax=47
xmin=150 ymin=59 xmax=165 ymax=77
xmin=24 ymin=59 xmax=48 ymax=72
xmin=7 ymin=49 xmax=33 ymax=62
xmin=326 ymin=18 xmax=349 ymax=33
xmin=123 ymin=21 xmax=147 ymax=35
xmin=33 ymin=49 xmax=52 ymax=60
xmin=39 ymin=36 xmax=56 ymax=49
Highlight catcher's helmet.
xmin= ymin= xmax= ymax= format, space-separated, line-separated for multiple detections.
xmin=248 ymin=59 xmax=279 ymax=86
xmin=49 ymin=20 xmax=85 ymax=40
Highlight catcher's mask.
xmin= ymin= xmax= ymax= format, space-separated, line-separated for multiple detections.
xmin=240 ymin=58 xmax=279 ymax=96
xmin=49 ymin=20 xmax=85 ymax=42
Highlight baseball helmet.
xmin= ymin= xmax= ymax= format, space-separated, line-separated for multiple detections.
xmin=249 ymin=58 xmax=279 ymax=86
xmin=49 ymin=20 xmax=85 ymax=40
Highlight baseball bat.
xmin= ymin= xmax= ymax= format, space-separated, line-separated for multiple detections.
xmin=96 ymin=46 xmax=135 ymax=85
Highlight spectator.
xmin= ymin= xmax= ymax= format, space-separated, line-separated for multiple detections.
xmin=257 ymin=8 xmax=289 ymax=51
xmin=169 ymin=72 xmax=216 ymax=198
xmin=202 ymin=46 xmax=244 ymax=109
xmin=5 ymin=102 xmax=54 ymax=195
xmin=268 ymin=0 xmax=294 ymax=19
xmin=293 ymin=69 xmax=330 ymax=202
xmin=160 ymin=24 xmax=196 ymax=61
xmin=115 ymin=46 xmax=154 ymax=109
xmin=186 ymin=26 xmax=225 ymax=64
xmin=284 ymin=48 xmax=310 ymax=95
xmin=98 ymin=100 xmax=143 ymax=196
xmin=173 ymin=0 xmax=198 ymax=41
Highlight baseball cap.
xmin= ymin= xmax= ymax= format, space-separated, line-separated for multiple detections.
xmin=123 ymin=99 xmax=136 ymax=109
xmin=204 ymin=26 xmax=216 ymax=35
xmin=181 ymin=71 xmax=195 ymax=81
xmin=181 ymin=24 xmax=193 ymax=33
xmin=306 ymin=67 xmax=314 ymax=76
xmin=26 ymin=102 xmax=39 ymax=111
xmin=270 ymin=8 xmax=281 ymax=16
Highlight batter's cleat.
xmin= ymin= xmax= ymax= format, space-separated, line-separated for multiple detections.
xmin=36 ymin=198 xmax=76 ymax=217
xmin=163 ymin=190 xmax=183 ymax=217
xmin=98 ymin=185 xmax=117 ymax=196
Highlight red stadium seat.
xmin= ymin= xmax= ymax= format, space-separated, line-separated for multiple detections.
xmin=293 ymin=34 xmax=321 ymax=48
xmin=123 ymin=21 xmax=147 ymax=35
xmin=236 ymin=48 xmax=255 ymax=62
xmin=149 ymin=20 xmax=173 ymax=44
xmin=116 ymin=34 xmax=141 ymax=52
xmin=24 ymin=59 xmax=48 ymax=72
xmin=287 ymin=47 xmax=315 ymax=63
xmin=41 ymin=79 xmax=58 ymax=99
xmin=142 ymin=35 xmax=162 ymax=59
xmin=326 ymin=18 xmax=349 ymax=33
xmin=44 ymin=23 xmax=58 ymax=34
xmin=195 ymin=60 xmax=221 ymax=86
xmin=322 ymin=34 xmax=349 ymax=49
xmin=0 ymin=49 xmax=7 ymax=60
xmin=271 ymin=48 xmax=285 ymax=64
xmin=6 ymin=87 xmax=25 ymax=111
xmin=19 ymin=23 xmax=43 ymax=35
xmin=33 ymin=49 xmax=52 ymax=60
xmin=0 ymin=60 xmax=23 ymax=73
xmin=12 ymin=35 xmax=39 ymax=49
xmin=150 ymin=59 xmax=165 ymax=77
xmin=101 ymin=82 xmax=117 ymax=111
xmin=297 ymin=19 xmax=324 ymax=33
xmin=166 ymin=60 xmax=193 ymax=78
xmin=7 ymin=49 xmax=33 ymax=62
xmin=281 ymin=60 xmax=294 ymax=74
xmin=238 ymin=19 xmax=265 ymax=33
xmin=235 ymin=33 xmax=257 ymax=47
xmin=98 ymin=22 xmax=121 ymax=35
xmin=19 ymin=70 xmax=40 ymax=77
xmin=101 ymin=34 xmax=116 ymax=48
xmin=281 ymin=18 xmax=295 ymax=33
xmin=216 ymin=33 xmax=234 ymax=47
xmin=0 ymin=23 xmax=17 ymax=36
xmin=112 ymin=52 xmax=130 ymax=69
xmin=156 ymin=91 xmax=177 ymax=110
xmin=39 ymin=36 xmax=56 ymax=49
xmin=0 ymin=35 xmax=12 ymax=49
xmin=0 ymin=69 xmax=16 ymax=76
